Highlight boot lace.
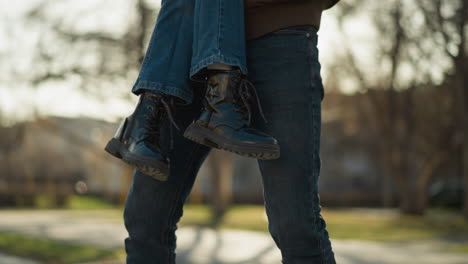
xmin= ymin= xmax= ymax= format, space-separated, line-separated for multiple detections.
xmin=143 ymin=95 xmax=180 ymax=149
xmin=235 ymin=78 xmax=267 ymax=127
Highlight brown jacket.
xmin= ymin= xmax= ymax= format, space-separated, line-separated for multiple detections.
xmin=245 ymin=0 xmax=339 ymax=40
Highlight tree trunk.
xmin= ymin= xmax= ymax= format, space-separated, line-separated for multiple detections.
xmin=459 ymin=75 xmax=468 ymax=218
xmin=455 ymin=0 xmax=468 ymax=218
xmin=119 ymin=165 xmax=133 ymax=206
xmin=412 ymin=169 xmax=434 ymax=215
xmin=382 ymin=150 xmax=395 ymax=207
xmin=135 ymin=0 xmax=152 ymax=64
xmin=207 ymin=150 xmax=234 ymax=226
xmin=383 ymin=88 xmax=398 ymax=208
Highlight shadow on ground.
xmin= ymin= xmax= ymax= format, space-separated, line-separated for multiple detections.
xmin=0 ymin=210 xmax=467 ymax=264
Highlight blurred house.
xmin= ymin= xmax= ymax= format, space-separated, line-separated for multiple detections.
xmin=0 ymin=101 xmax=424 ymax=207
xmin=0 ymin=116 xmax=131 ymax=206
xmin=192 ymin=118 xmax=383 ymax=206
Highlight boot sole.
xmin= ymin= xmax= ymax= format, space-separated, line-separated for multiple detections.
xmin=104 ymin=138 xmax=169 ymax=181
xmin=183 ymin=123 xmax=280 ymax=160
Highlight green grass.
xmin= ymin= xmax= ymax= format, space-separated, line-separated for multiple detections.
xmin=324 ymin=208 xmax=468 ymax=242
xmin=11 ymin=194 xmax=119 ymax=210
xmin=179 ymin=204 xmax=212 ymax=225
xmin=0 ymin=232 xmax=123 ymax=264
xmin=180 ymin=205 xmax=468 ymax=242
xmin=6 ymin=201 xmax=468 ymax=243
xmin=66 ymin=195 xmax=118 ymax=210
xmin=448 ymin=243 xmax=468 ymax=254
xmin=180 ymin=205 xmax=269 ymax=232
xmin=219 ymin=205 xmax=269 ymax=232
xmin=2 ymin=205 xmax=468 ymax=262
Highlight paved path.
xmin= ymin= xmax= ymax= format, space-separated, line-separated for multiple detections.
xmin=0 ymin=253 xmax=39 ymax=264
xmin=0 ymin=210 xmax=467 ymax=264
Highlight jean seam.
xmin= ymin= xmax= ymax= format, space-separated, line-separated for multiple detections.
xmin=135 ymin=81 xmax=193 ymax=103
xmin=218 ymin=0 xmax=225 ymax=59
xmin=314 ymin=72 xmax=327 ymax=264
xmin=311 ymin=100 xmax=327 ymax=264
xmin=190 ymin=54 xmax=246 ymax=77
xmin=305 ymin=33 xmax=328 ymax=264
xmin=272 ymin=30 xmax=310 ymax=36
xmin=164 ymin=6 xmax=185 ymax=97
xmin=190 ymin=0 xmax=248 ymax=77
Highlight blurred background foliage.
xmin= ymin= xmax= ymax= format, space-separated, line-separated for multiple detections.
xmin=0 ymin=0 xmax=467 ymax=239
xmin=0 ymin=0 xmax=468 ymax=263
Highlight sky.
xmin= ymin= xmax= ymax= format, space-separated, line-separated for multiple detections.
xmin=0 ymin=0 xmax=376 ymax=124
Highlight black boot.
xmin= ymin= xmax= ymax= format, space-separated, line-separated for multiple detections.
xmin=105 ymin=92 xmax=179 ymax=181
xmin=184 ymin=70 xmax=280 ymax=160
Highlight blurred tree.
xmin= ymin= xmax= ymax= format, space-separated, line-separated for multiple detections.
xmin=25 ymin=0 xmax=157 ymax=100
xmin=206 ymin=150 xmax=234 ymax=226
xmin=332 ymin=0 xmax=466 ymax=214
xmin=21 ymin=0 xmax=236 ymax=217
xmin=412 ymin=0 xmax=467 ymax=215
xmin=0 ymin=118 xmax=25 ymax=156
xmin=9 ymin=0 xmax=158 ymax=205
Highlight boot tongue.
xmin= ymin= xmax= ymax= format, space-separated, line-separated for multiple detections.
xmin=207 ymin=70 xmax=243 ymax=104
xmin=142 ymin=91 xmax=162 ymax=103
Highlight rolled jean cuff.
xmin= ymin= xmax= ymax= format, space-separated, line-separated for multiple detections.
xmin=190 ymin=54 xmax=248 ymax=81
xmin=132 ymin=80 xmax=193 ymax=104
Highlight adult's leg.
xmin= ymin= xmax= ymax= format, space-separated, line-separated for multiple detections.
xmin=123 ymin=6 xmax=212 ymax=256
xmin=248 ymin=26 xmax=335 ymax=263
xmin=124 ymin=83 xmax=211 ymax=264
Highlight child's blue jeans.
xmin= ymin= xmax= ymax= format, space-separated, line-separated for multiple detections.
xmin=131 ymin=0 xmax=247 ymax=104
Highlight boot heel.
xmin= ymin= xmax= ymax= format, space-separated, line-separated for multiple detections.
xmin=184 ymin=123 xmax=218 ymax=148
xmin=104 ymin=138 xmax=123 ymax=159
xmin=184 ymin=123 xmax=280 ymax=160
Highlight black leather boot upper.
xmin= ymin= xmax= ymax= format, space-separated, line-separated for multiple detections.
xmin=195 ymin=70 xmax=278 ymax=146
xmin=106 ymin=92 xmax=179 ymax=180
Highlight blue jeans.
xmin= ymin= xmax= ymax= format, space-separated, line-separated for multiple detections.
xmin=124 ymin=1 xmax=334 ymax=263
xmin=131 ymin=0 xmax=247 ymax=104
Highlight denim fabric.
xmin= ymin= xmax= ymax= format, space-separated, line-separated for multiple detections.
xmin=124 ymin=83 xmax=212 ymax=264
xmin=249 ymin=26 xmax=333 ymax=263
xmin=124 ymin=25 xmax=335 ymax=264
xmin=132 ymin=0 xmax=247 ymax=103
xmin=190 ymin=0 xmax=247 ymax=79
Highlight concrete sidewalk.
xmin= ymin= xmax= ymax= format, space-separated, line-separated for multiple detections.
xmin=0 ymin=210 xmax=467 ymax=264
xmin=0 ymin=253 xmax=39 ymax=264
